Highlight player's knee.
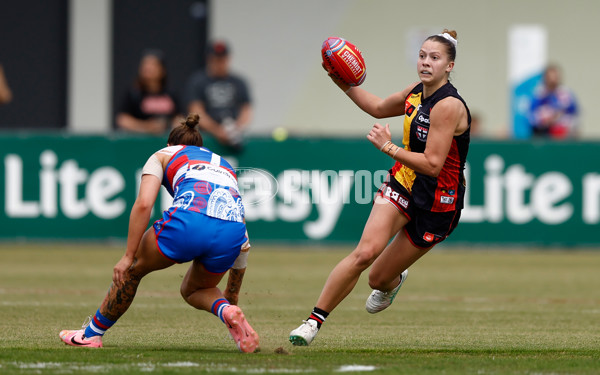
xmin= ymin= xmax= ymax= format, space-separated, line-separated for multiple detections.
xmin=180 ymin=283 xmax=193 ymax=303
xmin=352 ymin=252 xmax=374 ymax=270
xmin=351 ymin=244 xmax=381 ymax=270
xmin=126 ymin=257 xmax=153 ymax=279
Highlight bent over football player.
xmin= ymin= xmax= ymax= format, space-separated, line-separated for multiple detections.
xmin=60 ymin=113 xmax=259 ymax=353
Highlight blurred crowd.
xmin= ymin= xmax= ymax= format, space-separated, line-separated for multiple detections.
xmin=113 ymin=40 xmax=252 ymax=153
xmin=1 ymin=44 xmax=578 ymax=143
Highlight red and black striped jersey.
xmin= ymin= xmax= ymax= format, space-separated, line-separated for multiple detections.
xmin=391 ymin=82 xmax=470 ymax=212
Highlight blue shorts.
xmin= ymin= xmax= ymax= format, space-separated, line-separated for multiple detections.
xmin=153 ymin=207 xmax=246 ymax=273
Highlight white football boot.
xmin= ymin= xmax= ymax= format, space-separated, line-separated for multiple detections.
xmin=289 ymin=319 xmax=319 ymax=346
xmin=365 ymin=269 xmax=408 ymax=314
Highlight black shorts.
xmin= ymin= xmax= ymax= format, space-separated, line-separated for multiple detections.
xmin=376 ymin=174 xmax=462 ymax=249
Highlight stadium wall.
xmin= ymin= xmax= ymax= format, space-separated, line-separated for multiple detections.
xmin=3 ymin=1 xmax=598 ymax=140
xmin=211 ymin=0 xmax=600 ymax=139
xmin=1 ymin=134 xmax=599 ymax=246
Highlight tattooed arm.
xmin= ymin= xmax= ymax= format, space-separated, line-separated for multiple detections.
xmin=224 ymin=267 xmax=246 ymax=305
xmin=113 ymin=175 xmax=161 ymax=287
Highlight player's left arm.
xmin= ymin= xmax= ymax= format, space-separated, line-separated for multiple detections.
xmin=368 ymin=97 xmax=464 ymax=177
xmin=113 ymin=174 xmax=161 ymax=286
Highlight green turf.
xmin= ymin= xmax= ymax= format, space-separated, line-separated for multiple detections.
xmin=0 ymin=244 xmax=598 ymax=374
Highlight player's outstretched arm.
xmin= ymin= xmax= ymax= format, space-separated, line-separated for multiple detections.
xmin=346 ymin=82 xmax=419 ymax=119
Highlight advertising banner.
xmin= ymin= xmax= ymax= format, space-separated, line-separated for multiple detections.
xmin=1 ymin=134 xmax=598 ymax=246
xmin=509 ymin=25 xmax=547 ymax=139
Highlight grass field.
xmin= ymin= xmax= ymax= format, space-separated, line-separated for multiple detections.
xmin=0 ymin=244 xmax=598 ymax=374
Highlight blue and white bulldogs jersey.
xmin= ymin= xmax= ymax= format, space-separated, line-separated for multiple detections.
xmin=160 ymin=145 xmax=244 ymax=222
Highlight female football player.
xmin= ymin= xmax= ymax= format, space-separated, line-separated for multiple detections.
xmin=290 ymin=29 xmax=471 ymax=346
xmin=60 ymin=113 xmax=259 ymax=353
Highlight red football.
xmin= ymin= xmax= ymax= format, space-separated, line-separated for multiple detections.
xmin=321 ymin=37 xmax=366 ymax=86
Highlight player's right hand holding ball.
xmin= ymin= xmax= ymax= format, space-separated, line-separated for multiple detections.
xmin=322 ymin=61 xmax=351 ymax=92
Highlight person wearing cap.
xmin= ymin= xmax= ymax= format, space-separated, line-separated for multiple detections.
xmin=116 ymin=50 xmax=182 ymax=135
xmin=184 ymin=40 xmax=252 ymax=152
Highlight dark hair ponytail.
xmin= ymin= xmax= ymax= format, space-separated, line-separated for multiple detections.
xmin=167 ymin=113 xmax=203 ymax=147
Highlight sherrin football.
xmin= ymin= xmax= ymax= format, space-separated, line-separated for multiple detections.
xmin=321 ymin=37 xmax=366 ymax=86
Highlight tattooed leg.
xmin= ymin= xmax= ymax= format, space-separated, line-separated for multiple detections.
xmin=98 ymin=229 xmax=175 ymax=322
xmin=99 ymin=270 xmax=143 ymax=321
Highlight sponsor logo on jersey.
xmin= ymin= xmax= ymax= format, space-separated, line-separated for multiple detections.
xmin=440 ymin=196 xmax=454 ymax=204
xmin=415 ymin=112 xmax=430 ymax=125
xmin=191 ymin=162 xmax=234 ymax=179
xmin=423 ymin=232 xmax=435 ymax=242
xmin=384 ymin=186 xmax=409 ymax=208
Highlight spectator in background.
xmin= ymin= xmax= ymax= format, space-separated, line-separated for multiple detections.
xmin=184 ymin=40 xmax=252 ymax=152
xmin=529 ymin=64 xmax=578 ymax=139
xmin=0 ymin=64 xmax=13 ymax=105
xmin=116 ymin=50 xmax=182 ymax=135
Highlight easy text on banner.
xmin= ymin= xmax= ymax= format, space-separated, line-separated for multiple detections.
xmin=1 ymin=134 xmax=598 ymax=245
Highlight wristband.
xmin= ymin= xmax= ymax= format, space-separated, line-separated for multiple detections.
xmin=379 ymin=141 xmax=391 ymax=151
xmin=386 ymin=142 xmax=395 ymax=155
xmin=383 ymin=142 xmax=400 ymax=158
xmin=344 ymin=87 xmax=352 ymax=94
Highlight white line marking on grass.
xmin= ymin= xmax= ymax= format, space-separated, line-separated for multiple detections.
xmin=7 ymin=362 xmax=320 ymax=373
xmin=13 ymin=362 xmax=62 ymax=369
xmin=336 ymin=365 xmax=377 ymax=372
xmin=11 ymin=362 xmax=109 ymax=372
xmin=0 ymin=301 xmax=95 ymax=307
xmin=162 ymin=361 xmax=200 ymax=367
xmin=139 ymin=363 xmax=156 ymax=372
xmin=211 ymin=367 xmax=315 ymax=373
xmin=0 ymin=300 xmax=192 ymax=310
xmin=245 ymin=369 xmax=315 ymax=373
